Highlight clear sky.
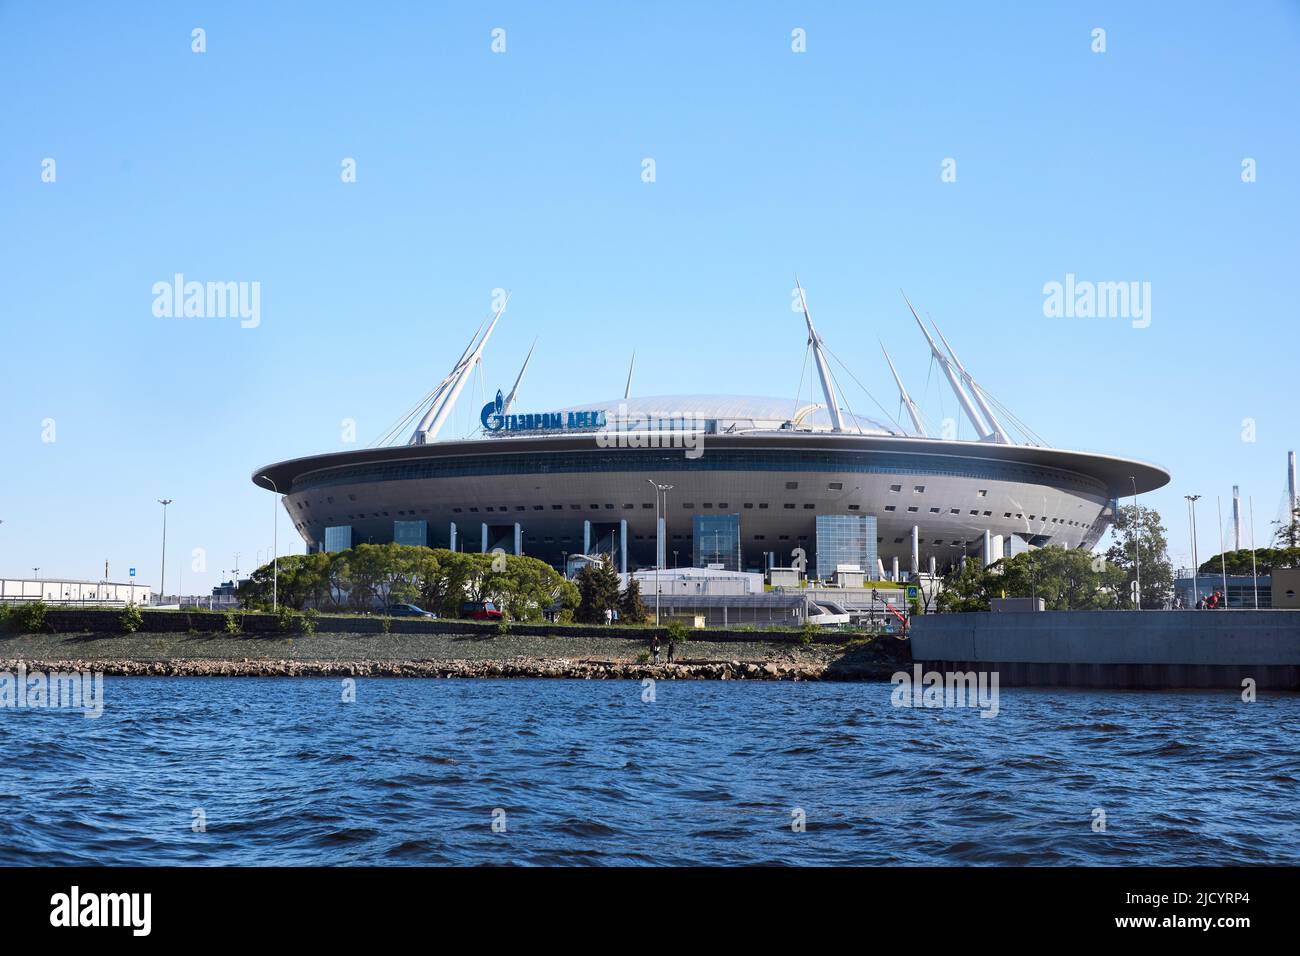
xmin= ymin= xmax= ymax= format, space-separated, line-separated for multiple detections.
xmin=1 ymin=1 xmax=1297 ymax=591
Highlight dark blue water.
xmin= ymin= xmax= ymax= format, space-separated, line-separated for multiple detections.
xmin=1 ymin=678 xmax=1297 ymax=865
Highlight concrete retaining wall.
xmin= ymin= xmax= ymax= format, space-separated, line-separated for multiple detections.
xmin=910 ymin=610 xmax=1300 ymax=689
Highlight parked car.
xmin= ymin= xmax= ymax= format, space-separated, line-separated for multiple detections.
xmin=460 ymin=600 xmax=503 ymax=621
xmin=383 ymin=603 xmax=436 ymax=618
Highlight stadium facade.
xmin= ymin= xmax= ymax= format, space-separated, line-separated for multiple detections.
xmin=254 ymin=286 xmax=1170 ymax=580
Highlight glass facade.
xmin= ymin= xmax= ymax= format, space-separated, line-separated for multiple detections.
xmin=323 ymin=525 xmax=352 ymax=553
xmin=393 ymin=519 xmax=428 ymax=547
xmin=815 ymin=514 xmax=878 ymax=580
xmin=693 ymin=514 xmax=741 ymax=571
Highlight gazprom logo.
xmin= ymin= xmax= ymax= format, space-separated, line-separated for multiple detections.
xmin=481 ymin=389 xmax=506 ymax=431
xmin=480 ymin=388 xmax=606 ymax=434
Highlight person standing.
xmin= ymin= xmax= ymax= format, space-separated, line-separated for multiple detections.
xmin=667 ymin=635 xmax=676 ymax=664
xmin=650 ymin=634 xmax=661 ymax=664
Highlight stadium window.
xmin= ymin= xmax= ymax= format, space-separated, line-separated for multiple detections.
xmin=485 ymin=507 xmax=494 ymax=512
xmin=759 ymin=503 xmax=769 ymax=509
xmin=703 ymin=503 xmax=713 ymax=509
xmin=914 ymin=485 xmax=925 ymax=493
xmin=907 ymin=506 xmax=919 ymax=513
xmin=848 ymin=504 xmax=860 ymax=511
xmin=783 ymin=503 xmax=796 ymax=510
xmin=719 ymin=503 xmax=729 ymax=509
xmin=743 ymin=503 xmax=754 ymax=509
xmin=622 ymin=504 xmax=633 ymax=510
xmin=889 ymin=484 xmax=901 ymax=493
xmin=683 ymin=503 xmax=695 ymax=509
xmin=552 ymin=505 xmax=563 ymax=510
xmin=348 ymin=494 xmax=357 ymax=501
xmin=977 ymin=489 xmax=988 ymax=497
xmin=785 ymin=481 xmax=799 ymax=490
xmin=641 ymin=503 xmax=653 ymax=509
xmin=970 ymin=510 xmax=979 ymax=515
xmin=1004 ymin=512 xmax=1012 ymax=518
xmin=950 ymin=508 xmax=959 ymax=515
xmin=516 ymin=506 xmax=526 ymax=511
xmin=884 ymin=505 xmax=896 ymax=512
xmin=982 ymin=511 xmax=991 ymax=516
xmin=930 ymin=507 xmax=941 ymax=513
xmin=828 ymin=482 xmax=843 ymax=490
xmin=533 ymin=505 xmax=544 ymax=511
xmin=803 ymin=504 xmax=815 ymax=510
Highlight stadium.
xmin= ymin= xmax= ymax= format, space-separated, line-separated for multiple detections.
xmin=253 ymin=287 xmax=1170 ymax=581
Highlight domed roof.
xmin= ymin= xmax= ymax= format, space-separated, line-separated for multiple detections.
xmin=563 ymin=394 xmax=897 ymax=435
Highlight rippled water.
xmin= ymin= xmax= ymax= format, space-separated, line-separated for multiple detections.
xmin=1 ymin=678 xmax=1297 ymax=865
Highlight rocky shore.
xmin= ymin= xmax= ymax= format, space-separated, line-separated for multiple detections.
xmin=0 ymin=654 xmax=901 ymax=681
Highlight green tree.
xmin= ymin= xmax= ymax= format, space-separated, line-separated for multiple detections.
xmin=1104 ymin=504 xmax=1175 ymax=609
xmin=938 ymin=547 xmax=1127 ymax=612
xmin=575 ymin=558 xmax=621 ymax=624
xmin=617 ymin=578 xmax=648 ymax=624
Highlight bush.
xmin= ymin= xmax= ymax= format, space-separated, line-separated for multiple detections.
xmin=276 ymin=604 xmax=296 ymax=633
xmin=224 ymin=611 xmax=242 ymax=635
xmin=380 ymin=615 xmax=391 ymax=635
xmin=635 ymin=650 xmax=651 ymax=664
xmin=297 ymin=608 xmax=319 ymax=635
xmin=665 ymin=619 xmax=690 ymax=644
xmin=119 ymin=601 xmax=144 ymax=634
xmin=495 ymin=618 xmax=513 ymax=638
xmin=11 ymin=601 xmax=48 ymax=634
xmin=798 ymin=621 xmax=819 ymax=645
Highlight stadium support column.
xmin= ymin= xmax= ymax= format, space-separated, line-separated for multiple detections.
xmin=910 ymin=526 xmax=920 ymax=578
xmin=449 ymin=522 xmax=457 ymax=552
xmin=583 ymin=520 xmax=591 ymax=556
xmin=983 ymin=529 xmax=992 ymax=567
xmin=481 ymin=523 xmax=488 ymax=553
xmin=928 ymin=555 xmax=936 ymax=577
xmin=991 ymin=534 xmax=1004 ymax=563
xmin=620 ymin=520 xmax=628 ymax=574
xmin=514 ymin=523 xmax=522 ymax=556
xmin=891 ymin=556 xmax=899 ymax=582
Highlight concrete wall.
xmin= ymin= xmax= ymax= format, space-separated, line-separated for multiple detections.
xmin=910 ymin=610 xmax=1300 ymax=689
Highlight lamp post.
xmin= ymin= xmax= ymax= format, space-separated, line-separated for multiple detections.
xmin=158 ymin=499 xmax=173 ymax=607
xmin=1130 ymin=476 xmax=1141 ymax=610
xmin=1185 ymin=494 xmax=1202 ymax=606
xmin=258 ymin=475 xmax=281 ymax=611
xmin=645 ymin=479 xmax=673 ymax=624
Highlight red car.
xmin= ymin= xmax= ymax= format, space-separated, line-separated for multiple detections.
xmin=460 ymin=600 xmax=503 ymax=620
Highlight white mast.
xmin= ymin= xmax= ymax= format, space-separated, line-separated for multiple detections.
xmin=795 ymin=277 xmax=845 ymax=433
xmin=502 ymin=339 xmax=535 ymax=416
xmin=1232 ymin=485 xmax=1241 ymax=551
xmin=881 ymin=343 xmax=928 ymax=437
xmin=902 ymin=291 xmax=991 ymax=441
xmin=930 ymin=319 xmax=1011 ymax=444
xmin=624 ymin=350 xmax=635 ymax=400
xmin=411 ymin=294 xmax=509 ymax=444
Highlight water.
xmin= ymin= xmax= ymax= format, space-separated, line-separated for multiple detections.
xmin=1 ymin=678 xmax=1297 ymax=865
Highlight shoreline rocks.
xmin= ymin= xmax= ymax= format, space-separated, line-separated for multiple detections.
xmin=0 ymin=656 xmax=898 ymax=682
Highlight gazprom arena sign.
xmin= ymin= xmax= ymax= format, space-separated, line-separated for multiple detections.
xmin=481 ymin=390 xmax=607 ymax=434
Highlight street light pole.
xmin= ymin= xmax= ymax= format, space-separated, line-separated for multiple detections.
xmin=258 ymin=475 xmax=280 ymax=611
xmin=158 ymin=499 xmax=173 ymax=607
xmin=1185 ymin=494 xmax=1201 ymax=606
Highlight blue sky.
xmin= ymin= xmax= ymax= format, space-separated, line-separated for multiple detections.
xmin=1 ymin=1 xmax=1297 ymax=590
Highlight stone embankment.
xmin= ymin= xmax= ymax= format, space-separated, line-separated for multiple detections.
xmin=1 ymin=653 xmax=900 ymax=681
